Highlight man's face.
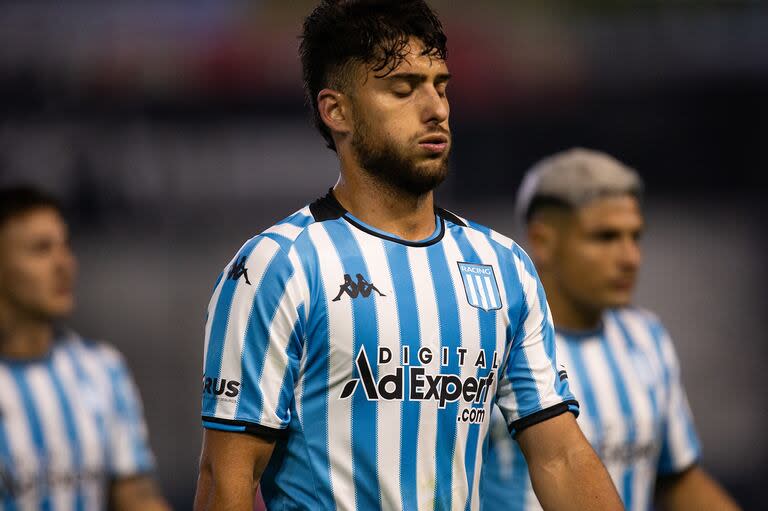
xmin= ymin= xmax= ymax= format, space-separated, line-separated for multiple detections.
xmin=349 ymin=38 xmax=451 ymax=195
xmin=552 ymin=195 xmax=643 ymax=312
xmin=0 ymin=208 xmax=77 ymax=321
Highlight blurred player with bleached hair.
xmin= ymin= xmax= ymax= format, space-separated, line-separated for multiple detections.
xmin=480 ymin=148 xmax=741 ymax=511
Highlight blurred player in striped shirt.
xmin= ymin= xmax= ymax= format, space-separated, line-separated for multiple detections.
xmin=194 ymin=2 xmax=622 ymax=510
xmin=481 ymin=148 xmax=741 ymax=511
xmin=0 ymin=186 xmax=169 ymax=510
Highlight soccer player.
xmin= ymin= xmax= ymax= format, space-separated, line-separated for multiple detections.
xmin=480 ymin=148 xmax=741 ymax=511
xmin=195 ymin=2 xmax=622 ymax=510
xmin=0 ymin=186 xmax=169 ymax=510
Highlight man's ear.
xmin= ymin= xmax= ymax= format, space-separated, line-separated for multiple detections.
xmin=527 ymin=220 xmax=558 ymax=271
xmin=317 ymin=89 xmax=352 ymax=139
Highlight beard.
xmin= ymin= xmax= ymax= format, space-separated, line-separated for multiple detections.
xmin=351 ymin=115 xmax=450 ymax=197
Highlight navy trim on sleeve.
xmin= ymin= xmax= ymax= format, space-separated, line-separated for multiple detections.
xmin=509 ymin=399 xmax=579 ymax=438
xmin=202 ymin=416 xmax=289 ymax=440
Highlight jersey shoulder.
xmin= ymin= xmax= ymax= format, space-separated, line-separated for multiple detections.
xmin=440 ymin=207 xmax=527 ymax=258
xmin=56 ymin=330 xmax=130 ymax=372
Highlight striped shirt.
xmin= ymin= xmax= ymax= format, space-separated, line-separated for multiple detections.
xmin=201 ymin=192 xmax=578 ymax=511
xmin=481 ymin=308 xmax=701 ymax=511
xmin=0 ymin=331 xmax=156 ymax=511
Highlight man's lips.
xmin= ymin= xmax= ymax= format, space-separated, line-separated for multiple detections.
xmin=418 ymin=134 xmax=450 ymax=154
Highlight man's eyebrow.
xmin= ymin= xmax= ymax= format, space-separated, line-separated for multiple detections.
xmin=385 ymin=72 xmax=452 ymax=83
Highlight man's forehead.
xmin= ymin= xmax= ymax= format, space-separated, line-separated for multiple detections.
xmin=576 ymin=195 xmax=643 ymax=225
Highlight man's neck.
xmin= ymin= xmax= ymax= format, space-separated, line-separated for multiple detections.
xmin=332 ymin=172 xmax=437 ymax=242
xmin=0 ymin=313 xmax=55 ymax=360
xmin=539 ymin=276 xmax=603 ymax=332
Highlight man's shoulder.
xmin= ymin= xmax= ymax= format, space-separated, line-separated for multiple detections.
xmin=56 ymin=331 xmax=130 ymax=370
xmin=612 ymin=306 xmax=666 ymax=330
xmin=439 ymin=208 xmax=524 ymax=256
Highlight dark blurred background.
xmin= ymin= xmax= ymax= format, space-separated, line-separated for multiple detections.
xmin=1 ymin=1 xmax=766 ymax=508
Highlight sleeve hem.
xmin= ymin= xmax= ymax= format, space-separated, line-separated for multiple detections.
xmin=508 ymin=399 xmax=579 ymax=438
xmin=657 ymin=457 xmax=700 ymax=479
xmin=202 ymin=416 xmax=288 ymax=440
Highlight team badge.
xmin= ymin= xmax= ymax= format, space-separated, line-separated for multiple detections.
xmin=457 ymin=262 xmax=502 ymax=311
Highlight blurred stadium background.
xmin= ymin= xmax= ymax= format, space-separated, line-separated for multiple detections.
xmin=1 ymin=0 xmax=766 ymax=508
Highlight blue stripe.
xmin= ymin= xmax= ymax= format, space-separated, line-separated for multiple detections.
xmin=452 ymin=229 xmax=498 ymax=511
xmin=384 ymin=243 xmax=421 ymax=511
xmin=235 ymin=247 xmax=294 ymax=423
xmin=274 ymin=304 xmax=306 ymax=424
xmin=49 ymin=355 xmax=86 ymax=511
xmin=11 ymin=367 xmax=52 ymax=511
xmin=276 ymin=231 xmax=333 ymax=509
xmin=647 ymin=319 xmax=701 ymax=474
xmin=203 ymin=236 xmax=263 ymax=416
xmin=561 ymin=338 xmax=601 ymax=428
xmin=604 ymin=312 xmax=637 ymax=506
xmin=324 ymin=221 xmax=382 ymax=511
xmin=202 ymin=421 xmax=246 ymax=432
xmin=0 ymin=368 xmax=18 ymax=511
xmin=278 ymin=211 xmax=313 ymax=228
xmin=63 ymin=343 xmax=111 ymax=473
xmin=509 ymin=443 xmax=530 ymax=511
xmin=427 ymin=242 xmax=462 ymax=511
xmin=106 ymin=360 xmax=152 ymax=472
xmin=614 ymin=313 xmax=660 ymax=429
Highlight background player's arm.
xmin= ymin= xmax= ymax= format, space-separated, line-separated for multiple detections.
xmin=655 ymin=465 xmax=741 ymax=511
xmin=518 ymin=412 xmax=623 ymax=511
xmin=109 ymin=475 xmax=170 ymax=511
xmin=194 ymin=429 xmax=276 ymax=511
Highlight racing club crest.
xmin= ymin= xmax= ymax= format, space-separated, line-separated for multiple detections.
xmin=457 ymin=262 xmax=502 ymax=312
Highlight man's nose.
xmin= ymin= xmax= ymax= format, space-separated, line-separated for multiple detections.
xmin=421 ymin=86 xmax=449 ymax=125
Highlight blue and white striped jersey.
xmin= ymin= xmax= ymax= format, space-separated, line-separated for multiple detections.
xmin=0 ymin=331 xmax=156 ymax=510
xmin=201 ymin=192 xmax=578 ymax=511
xmin=481 ymin=308 xmax=701 ymax=511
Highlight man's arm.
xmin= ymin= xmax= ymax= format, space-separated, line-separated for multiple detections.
xmin=194 ymin=429 xmax=276 ymax=511
xmin=518 ymin=412 xmax=623 ymax=511
xmin=655 ymin=465 xmax=741 ymax=511
xmin=109 ymin=475 xmax=171 ymax=511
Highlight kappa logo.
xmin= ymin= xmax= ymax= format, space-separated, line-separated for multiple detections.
xmin=227 ymin=256 xmax=251 ymax=285
xmin=332 ymin=273 xmax=385 ymax=302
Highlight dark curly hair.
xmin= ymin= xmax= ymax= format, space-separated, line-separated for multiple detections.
xmin=300 ymin=0 xmax=448 ymax=151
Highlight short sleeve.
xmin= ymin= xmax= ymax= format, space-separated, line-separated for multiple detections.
xmin=101 ymin=348 xmax=156 ymax=478
xmin=653 ymin=323 xmax=701 ymax=476
xmin=495 ymin=245 xmax=579 ymax=437
xmin=201 ymin=236 xmax=306 ymax=438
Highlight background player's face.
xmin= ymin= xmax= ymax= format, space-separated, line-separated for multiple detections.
xmin=0 ymin=208 xmax=77 ymax=322
xmin=349 ymin=38 xmax=451 ymax=195
xmin=553 ymin=195 xmax=643 ymax=312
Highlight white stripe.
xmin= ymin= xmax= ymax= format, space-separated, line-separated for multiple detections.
xmin=262 ymin=221 xmax=305 ymax=240
xmin=605 ymin=316 xmax=656 ymax=449
xmin=53 ymin=344 xmax=106 ymax=509
xmin=407 ymin=246 xmax=440 ymax=511
xmin=287 ymin=246 xmax=311 ymax=423
xmin=203 ymin=238 xmax=253 ymax=371
xmin=258 ymin=275 xmax=302 ymax=428
xmin=26 ymin=366 xmax=74 ymax=510
xmin=0 ymin=367 xmax=41 ymax=509
xmin=348 ymin=229 xmax=403 ymax=511
xmin=464 ymin=274 xmax=479 ymax=308
xmin=454 ymin=229 xmax=511 ymax=510
xmin=473 ymin=274 xmax=489 ymax=311
xmin=215 ymin=237 xmax=281 ymax=419
xmin=441 ymin=233 xmax=475 ymax=511
xmin=484 ymin=276 xmax=498 ymax=309
xmin=508 ymin=253 xmax=562 ymax=416
xmin=579 ymin=339 xmax=626 ymax=493
xmin=310 ymin=224 xmax=356 ymax=511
